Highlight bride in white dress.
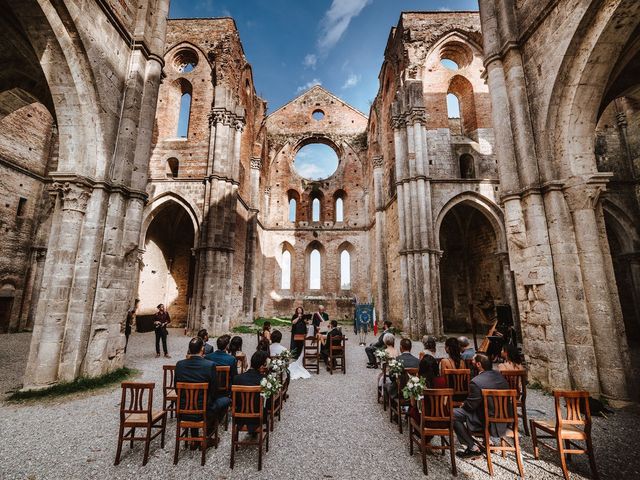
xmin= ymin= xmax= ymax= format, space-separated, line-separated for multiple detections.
xmin=288 ymin=322 xmax=312 ymax=380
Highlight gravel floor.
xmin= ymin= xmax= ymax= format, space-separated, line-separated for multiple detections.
xmin=0 ymin=329 xmax=638 ymax=479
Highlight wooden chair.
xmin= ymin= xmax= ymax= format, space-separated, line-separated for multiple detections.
xmin=234 ymin=352 xmax=247 ymax=374
xmin=268 ymin=382 xmax=283 ymax=432
xmin=328 ymin=335 xmax=346 ymax=374
xmin=389 ymin=367 xmax=419 ymax=434
xmin=502 ymin=370 xmax=529 ymax=436
xmin=303 ymin=335 xmax=320 ymax=374
xmin=162 ymin=365 xmax=177 ymax=418
xmin=230 ymin=385 xmax=269 ymax=471
xmin=530 ymin=390 xmax=599 ymax=480
xmin=114 ymin=382 xmax=166 ymax=466
xmin=443 ymin=368 xmax=471 ymax=407
xmin=472 ymin=389 xmax=524 ymax=477
xmin=174 ymin=382 xmax=217 ymax=466
xmin=409 ymin=388 xmax=456 ymax=476
xmin=216 ymin=365 xmax=231 ymax=431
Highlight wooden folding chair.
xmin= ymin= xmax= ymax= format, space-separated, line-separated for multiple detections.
xmin=443 ymin=368 xmax=471 ymax=407
xmin=162 ymin=365 xmax=177 ymax=418
xmin=502 ymin=370 xmax=530 ymax=436
xmin=174 ymin=382 xmax=217 ymax=466
xmin=409 ymin=388 xmax=456 ymax=476
xmin=328 ymin=335 xmax=346 ymax=374
xmin=303 ymin=335 xmax=320 ymax=374
xmin=530 ymin=390 xmax=599 ymax=480
xmin=230 ymin=385 xmax=269 ymax=471
xmin=389 ymin=367 xmax=419 ymax=434
xmin=377 ymin=361 xmax=389 ymax=410
xmin=472 ymin=389 xmax=524 ymax=477
xmin=216 ymin=365 xmax=231 ymax=431
xmin=114 ymin=382 xmax=166 ymax=466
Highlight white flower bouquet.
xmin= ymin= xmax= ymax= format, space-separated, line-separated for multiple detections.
xmin=402 ymin=375 xmax=426 ymax=401
xmin=373 ymin=348 xmax=390 ymax=363
xmin=269 ymin=357 xmax=288 ymax=375
xmin=260 ymin=373 xmax=282 ymax=399
xmin=276 ymin=349 xmax=294 ymax=362
xmin=387 ymin=358 xmax=405 ymax=376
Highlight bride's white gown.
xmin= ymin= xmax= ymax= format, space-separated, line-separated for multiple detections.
xmin=288 ymin=324 xmax=312 ymax=380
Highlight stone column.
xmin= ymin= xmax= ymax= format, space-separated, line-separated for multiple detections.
xmin=372 ymin=156 xmax=389 ymax=322
xmin=242 ymin=158 xmax=261 ymax=322
xmin=23 ymin=182 xmax=91 ymax=388
xmin=20 ymin=247 xmax=47 ymax=331
xmin=564 ymin=178 xmax=629 ymax=399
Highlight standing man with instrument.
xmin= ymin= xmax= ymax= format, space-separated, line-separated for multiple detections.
xmin=154 ymin=303 xmax=171 ymax=358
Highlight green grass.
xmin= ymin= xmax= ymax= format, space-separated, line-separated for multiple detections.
xmin=254 ymin=317 xmax=291 ymax=327
xmin=7 ymin=367 xmax=139 ymax=403
xmin=231 ymin=325 xmax=261 ymax=334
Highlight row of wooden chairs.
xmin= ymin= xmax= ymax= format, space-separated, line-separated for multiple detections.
xmin=115 ymin=360 xmax=291 ymax=470
xmin=293 ymin=333 xmax=346 ymax=374
xmin=375 ymin=367 xmax=599 ymax=478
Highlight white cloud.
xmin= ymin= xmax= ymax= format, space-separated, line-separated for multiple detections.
xmin=318 ymin=0 xmax=372 ymax=53
xmin=437 ymin=7 xmax=452 ymax=11
xmin=342 ymin=73 xmax=361 ymax=89
xmin=296 ymin=78 xmax=322 ymax=93
xmin=303 ymin=53 xmax=317 ymax=69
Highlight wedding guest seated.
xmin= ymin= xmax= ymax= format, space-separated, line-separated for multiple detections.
xmin=205 ymin=334 xmax=238 ymax=383
xmin=453 ymin=354 xmax=509 ymax=459
xmin=458 ymin=336 xmax=476 ymax=360
xmin=175 ymin=337 xmax=232 ymax=446
xmin=419 ymin=336 xmax=446 ymax=387
xmin=232 ymin=350 xmax=270 ymax=435
xmin=365 ymin=320 xmax=392 ymax=369
xmin=497 ymin=344 xmax=525 ymax=372
xmin=198 ymin=329 xmax=214 ymax=355
xmin=229 ymin=336 xmax=247 ymax=373
xmin=261 ymin=322 xmax=272 ymax=343
xmin=440 ymin=337 xmax=465 ymax=374
xmin=269 ymin=330 xmax=287 ymax=356
xmin=386 ymin=338 xmax=420 ymax=398
xmin=383 ymin=333 xmax=398 ymax=359
xmin=320 ymin=320 xmax=342 ymax=366
xmin=256 ymin=339 xmax=271 ymax=355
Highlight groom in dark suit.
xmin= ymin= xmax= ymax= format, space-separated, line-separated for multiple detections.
xmin=365 ymin=320 xmax=392 ymax=368
xmin=454 ymin=353 xmax=509 ymax=458
xmin=232 ymin=351 xmax=270 ymax=434
xmin=320 ymin=320 xmax=342 ymax=366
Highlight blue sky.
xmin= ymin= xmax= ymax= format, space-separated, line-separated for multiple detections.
xmin=169 ymin=0 xmax=479 ymax=115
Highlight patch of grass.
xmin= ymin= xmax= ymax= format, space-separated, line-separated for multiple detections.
xmin=231 ymin=325 xmax=260 ymax=334
xmin=254 ymin=317 xmax=291 ymax=327
xmin=7 ymin=367 xmax=139 ymax=403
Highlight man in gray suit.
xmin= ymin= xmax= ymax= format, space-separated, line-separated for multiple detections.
xmin=454 ymin=353 xmax=509 ymax=459
xmin=386 ymin=338 xmax=420 ymax=398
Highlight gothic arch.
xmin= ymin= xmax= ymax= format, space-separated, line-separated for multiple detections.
xmin=435 ymin=193 xmax=507 ymax=253
xmin=141 ymin=193 xmax=200 ymax=249
xmin=164 ymin=41 xmax=213 ymax=71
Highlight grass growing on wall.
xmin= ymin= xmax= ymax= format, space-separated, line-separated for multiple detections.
xmin=7 ymin=367 xmax=139 ymax=403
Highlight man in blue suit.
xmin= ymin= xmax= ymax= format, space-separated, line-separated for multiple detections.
xmin=204 ymin=334 xmax=238 ymax=384
xmin=175 ymin=337 xmax=231 ymax=445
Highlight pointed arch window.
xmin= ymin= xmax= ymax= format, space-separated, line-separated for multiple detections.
xmin=281 ymin=249 xmax=292 ymax=290
xmin=288 ymin=198 xmax=297 ymax=223
xmin=312 ymin=198 xmax=321 ymax=222
xmin=340 ymin=250 xmax=351 ymax=290
xmin=309 ymin=249 xmax=321 ymax=289
xmin=166 ymin=157 xmax=179 ymax=178
xmin=459 ymin=154 xmax=475 ymax=179
xmin=335 ymin=197 xmax=344 ymax=222
xmin=176 ymin=79 xmax=193 ymax=138
xmin=446 ymin=93 xmax=460 ymax=119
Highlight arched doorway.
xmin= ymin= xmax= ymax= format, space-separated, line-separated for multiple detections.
xmin=138 ymin=202 xmax=195 ymax=328
xmin=439 ymin=203 xmax=507 ymax=333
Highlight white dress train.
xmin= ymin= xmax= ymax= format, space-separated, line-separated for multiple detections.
xmin=288 ymin=324 xmax=312 ymax=380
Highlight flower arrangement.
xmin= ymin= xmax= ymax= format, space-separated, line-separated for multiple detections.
xmin=373 ymin=348 xmax=390 ymax=363
xmin=277 ymin=349 xmax=294 ymax=362
xmin=269 ymin=356 xmax=288 ymax=375
xmin=387 ymin=358 xmax=405 ymax=376
xmin=260 ymin=373 xmax=282 ymax=399
xmin=402 ymin=375 xmax=426 ymax=401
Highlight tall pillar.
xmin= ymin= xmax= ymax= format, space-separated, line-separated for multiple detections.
xmin=372 ymin=156 xmax=389 ymax=322
xmin=23 ymin=182 xmax=91 ymax=388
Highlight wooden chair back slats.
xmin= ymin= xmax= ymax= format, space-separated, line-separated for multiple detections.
xmin=421 ymin=388 xmax=454 ymax=423
xmin=443 ymin=368 xmax=471 ymax=404
xmin=216 ymin=366 xmax=231 ymax=395
xmin=120 ymin=382 xmax=154 ymax=420
xmin=231 ymin=386 xmax=263 ymax=419
xmin=555 ymin=390 xmax=591 ymax=428
xmin=483 ymin=389 xmax=517 ymax=425
xmin=501 ymin=370 xmax=529 ymax=435
xmin=175 ymin=382 xmax=208 ymax=416
xmin=162 ymin=366 xmax=175 ymax=391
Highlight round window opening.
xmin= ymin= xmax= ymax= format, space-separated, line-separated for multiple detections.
xmin=173 ymin=48 xmax=199 ymax=73
xmin=440 ymin=58 xmax=459 ymax=70
xmin=312 ymin=109 xmax=325 ymax=121
xmin=293 ymin=143 xmax=339 ymax=180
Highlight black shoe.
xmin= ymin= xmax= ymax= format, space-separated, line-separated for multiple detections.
xmin=456 ymin=448 xmax=482 ymax=460
xmin=366 ymin=363 xmax=378 ymax=369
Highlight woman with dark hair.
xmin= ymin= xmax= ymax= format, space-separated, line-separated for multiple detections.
xmin=262 ymin=321 xmax=272 ymax=344
xmin=439 ymin=337 xmax=464 ymax=374
xmin=497 ymin=344 xmax=525 ymax=371
xmin=290 ymin=306 xmax=306 ymax=356
xmin=229 ymin=336 xmax=247 ymax=373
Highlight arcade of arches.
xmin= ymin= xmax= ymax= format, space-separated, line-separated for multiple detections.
xmin=0 ymin=1 xmax=639 ymax=403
